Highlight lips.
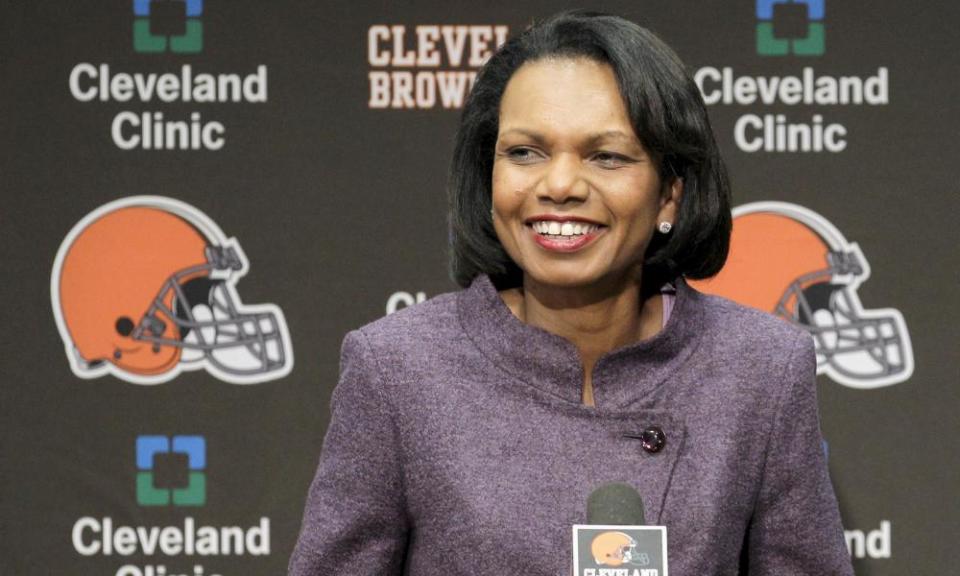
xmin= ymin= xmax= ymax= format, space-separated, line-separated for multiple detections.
xmin=524 ymin=214 xmax=604 ymax=225
xmin=525 ymin=219 xmax=606 ymax=252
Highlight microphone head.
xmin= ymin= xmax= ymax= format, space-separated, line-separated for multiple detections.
xmin=586 ymin=482 xmax=645 ymax=525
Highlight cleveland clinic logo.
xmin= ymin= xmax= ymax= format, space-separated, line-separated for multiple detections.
xmin=756 ymin=0 xmax=825 ymax=56
xmin=71 ymin=434 xmax=272 ymax=570
xmin=693 ymin=0 xmax=888 ymax=154
xmin=51 ymin=196 xmax=294 ymax=385
xmin=70 ymin=2 xmax=271 ymax=150
xmin=134 ymin=0 xmax=203 ymax=54
xmin=137 ymin=435 xmax=206 ymax=506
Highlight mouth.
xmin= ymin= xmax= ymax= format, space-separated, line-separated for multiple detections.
xmin=524 ymin=217 xmax=606 ymax=252
xmin=527 ymin=220 xmax=602 ymax=237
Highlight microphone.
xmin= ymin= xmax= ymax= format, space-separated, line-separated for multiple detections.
xmin=586 ymin=482 xmax=645 ymax=525
xmin=574 ymin=483 xmax=668 ymax=575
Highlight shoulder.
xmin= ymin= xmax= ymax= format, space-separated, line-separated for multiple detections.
xmin=678 ymin=286 xmax=820 ymax=450
xmin=344 ymin=288 xmax=466 ymax=365
xmin=691 ymin=285 xmax=812 ymax=352
xmin=684 ymin=285 xmax=815 ymax=382
xmin=356 ymin=289 xmax=460 ymax=338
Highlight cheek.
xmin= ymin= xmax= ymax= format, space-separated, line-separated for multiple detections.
xmin=491 ymin=166 xmax=527 ymax=212
xmin=615 ymin=176 xmax=664 ymax=219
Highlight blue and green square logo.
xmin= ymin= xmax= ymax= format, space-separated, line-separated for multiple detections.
xmin=757 ymin=0 xmax=825 ymax=56
xmin=134 ymin=0 xmax=203 ymax=54
xmin=136 ymin=435 xmax=206 ymax=506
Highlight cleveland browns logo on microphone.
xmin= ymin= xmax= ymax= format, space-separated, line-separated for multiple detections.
xmin=51 ymin=196 xmax=293 ymax=385
xmin=591 ymin=531 xmax=651 ymax=568
xmin=690 ymin=201 xmax=913 ymax=389
xmin=574 ymin=525 xmax=667 ymax=576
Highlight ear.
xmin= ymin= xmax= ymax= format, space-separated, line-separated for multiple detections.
xmin=657 ymin=177 xmax=683 ymax=224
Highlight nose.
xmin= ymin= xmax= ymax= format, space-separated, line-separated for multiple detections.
xmin=538 ymin=153 xmax=587 ymax=204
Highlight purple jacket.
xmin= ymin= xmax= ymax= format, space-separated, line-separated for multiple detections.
xmin=289 ymin=275 xmax=854 ymax=575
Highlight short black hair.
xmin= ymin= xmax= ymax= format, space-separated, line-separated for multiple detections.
xmin=448 ymin=10 xmax=731 ymax=290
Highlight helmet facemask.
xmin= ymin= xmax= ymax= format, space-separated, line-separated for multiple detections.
xmin=775 ymin=247 xmax=909 ymax=387
xmin=131 ymin=245 xmax=289 ymax=380
xmin=801 ymin=283 xmax=908 ymax=384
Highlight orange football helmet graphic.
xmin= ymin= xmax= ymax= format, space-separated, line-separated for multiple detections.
xmin=691 ymin=201 xmax=913 ymax=388
xmin=51 ymin=196 xmax=293 ymax=384
xmin=591 ymin=531 xmax=642 ymax=567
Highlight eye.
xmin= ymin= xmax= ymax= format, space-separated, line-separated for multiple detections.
xmin=591 ymin=151 xmax=632 ymax=169
xmin=505 ymin=146 xmax=542 ymax=164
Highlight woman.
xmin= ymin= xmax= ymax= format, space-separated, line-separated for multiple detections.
xmin=289 ymin=11 xmax=853 ymax=576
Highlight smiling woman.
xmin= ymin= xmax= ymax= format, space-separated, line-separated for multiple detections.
xmin=448 ymin=12 xmax=732 ymax=296
xmin=489 ymin=57 xmax=685 ymax=405
xmin=492 ymin=59 xmax=676 ymax=287
xmin=290 ymin=11 xmax=854 ymax=576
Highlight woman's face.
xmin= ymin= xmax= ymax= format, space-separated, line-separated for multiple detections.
xmin=492 ymin=57 xmax=680 ymax=290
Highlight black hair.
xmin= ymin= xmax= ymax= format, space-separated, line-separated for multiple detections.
xmin=447 ymin=10 xmax=731 ymax=290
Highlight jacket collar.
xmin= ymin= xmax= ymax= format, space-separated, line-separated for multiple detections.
xmin=457 ymin=274 xmax=704 ymax=409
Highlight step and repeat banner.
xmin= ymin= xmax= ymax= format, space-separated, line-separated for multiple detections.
xmin=2 ymin=1 xmax=957 ymax=575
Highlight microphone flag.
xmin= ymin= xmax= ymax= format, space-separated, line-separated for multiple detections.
xmin=573 ymin=483 xmax=668 ymax=576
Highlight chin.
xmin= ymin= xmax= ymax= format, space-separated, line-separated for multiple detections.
xmin=521 ymin=260 xmax=642 ymax=292
xmin=523 ymin=267 xmax=612 ymax=290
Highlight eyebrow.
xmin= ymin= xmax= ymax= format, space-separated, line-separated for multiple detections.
xmin=498 ymin=128 xmax=639 ymax=146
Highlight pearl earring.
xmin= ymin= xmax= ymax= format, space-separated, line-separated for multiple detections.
xmin=658 ymin=221 xmax=673 ymax=234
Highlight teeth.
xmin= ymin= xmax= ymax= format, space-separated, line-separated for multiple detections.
xmin=531 ymin=221 xmax=599 ymax=236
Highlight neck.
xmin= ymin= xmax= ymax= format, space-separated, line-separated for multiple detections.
xmin=503 ymin=272 xmax=664 ymax=370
